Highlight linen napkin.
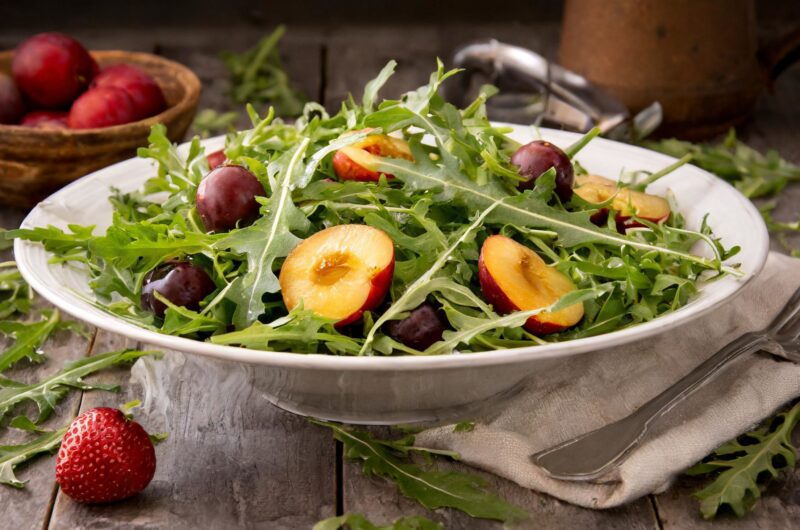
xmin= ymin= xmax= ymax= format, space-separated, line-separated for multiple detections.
xmin=416 ymin=251 xmax=800 ymax=508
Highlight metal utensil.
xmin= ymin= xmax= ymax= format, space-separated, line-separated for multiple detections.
xmin=446 ymin=39 xmax=662 ymax=140
xmin=530 ymin=287 xmax=800 ymax=482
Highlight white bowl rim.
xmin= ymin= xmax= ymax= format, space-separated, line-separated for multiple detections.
xmin=14 ymin=127 xmax=770 ymax=372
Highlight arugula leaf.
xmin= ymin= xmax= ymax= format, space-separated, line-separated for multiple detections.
xmin=211 ymin=307 xmax=361 ymax=355
xmin=0 ymin=310 xmax=61 ymax=372
xmin=217 ymin=138 xmax=311 ymax=328
xmin=0 ymin=349 xmax=160 ymax=423
xmin=192 ymin=108 xmax=240 ymax=138
xmin=313 ymin=420 xmax=527 ymax=523
xmin=0 ymin=262 xmax=32 ymax=318
xmin=643 ymin=129 xmax=800 ymax=199
xmin=222 ymin=25 xmax=307 ymax=118
xmin=360 ymin=199 xmax=503 ymax=354
xmin=0 ymin=425 xmax=66 ymax=488
xmin=314 ymin=513 xmax=442 ymax=530
xmin=686 ymin=401 xmax=800 ymax=519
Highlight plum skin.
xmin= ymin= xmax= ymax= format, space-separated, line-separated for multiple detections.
xmin=384 ymin=302 xmax=448 ymax=350
xmin=511 ymin=140 xmax=574 ymax=202
xmin=335 ymin=259 xmax=395 ymax=328
xmin=206 ymin=149 xmax=226 ymax=170
xmin=0 ymin=74 xmax=25 ymax=124
xmin=21 ymin=110 xmax=69 ymax=129
xmin=141 ymin=262 xmax=215 ymax=317
xmin=91 ymin=64 xmax=166 ymax=120
xmin=68 ymin=86 xmax=138 ymax=129
xmin=477 ymin=249 xmax=571 ymax=335
xmin=196 ymin=165 xmax=265 ymax=233
xmin=12 ymin=32 xmax=98 ymax=108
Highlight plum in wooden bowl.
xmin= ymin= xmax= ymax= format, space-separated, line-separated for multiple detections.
xmin=0 ymin=50 xmax=200 ymax=207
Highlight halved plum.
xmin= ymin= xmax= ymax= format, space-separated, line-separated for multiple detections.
xmin=478 ymin=235 xmax=584 ymax=334
xmin=279 ymin=224 xmax=395 ymax=327
xmin=573 ymin=174 xmax=671 ymax=230
xmin=332 ymin=129 xmax=413 ymax=181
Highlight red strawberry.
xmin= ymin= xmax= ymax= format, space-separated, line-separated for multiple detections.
xmin=55 ymin=407 xmax=156 ymax=503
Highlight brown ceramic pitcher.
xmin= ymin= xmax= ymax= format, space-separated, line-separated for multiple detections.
xmin=559 ymin=0 xmax=800 ymax=139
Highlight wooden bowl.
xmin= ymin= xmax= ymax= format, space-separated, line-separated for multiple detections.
xmin=0 ymin=50 xmax=201 ymax=208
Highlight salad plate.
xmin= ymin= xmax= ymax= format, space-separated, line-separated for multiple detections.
xmin=14 ymin=125 xmax=768 ymax=424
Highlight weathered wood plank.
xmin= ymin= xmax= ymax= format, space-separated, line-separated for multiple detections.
xmin=49 ymin=340 xmax=337 ymax=530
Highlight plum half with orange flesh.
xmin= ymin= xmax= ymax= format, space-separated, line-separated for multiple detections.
xmin=573 ymin=175 xmax=671 ymax=230
xmin=332 ymin=129 xmax=413 ymax=182
xmin=478 ymin=235 xmax=584 ymax=334
xmin=279 ymin=224 xmax=395 ymax=327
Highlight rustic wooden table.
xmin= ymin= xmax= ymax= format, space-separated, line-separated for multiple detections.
xmin=1 ymin=17 xmax=799 ymax=530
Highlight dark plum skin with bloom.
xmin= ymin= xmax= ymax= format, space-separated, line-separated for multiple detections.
xmin=511 ymin=140 xmax=574 ymax=202
xmin=384 ymin=302 xmax=449 ymax=351
xmin=141 ymin=262 xmax=215 ymax=317
xmin=196 ymin=165 xmax=265 ymax=233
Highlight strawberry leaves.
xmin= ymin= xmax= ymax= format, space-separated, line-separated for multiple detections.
xmin=687 ymin=401 xmax=800 ymax=518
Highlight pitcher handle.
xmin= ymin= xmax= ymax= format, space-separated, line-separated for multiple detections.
xmin=758 ymin=26 xmax=800 ymax=85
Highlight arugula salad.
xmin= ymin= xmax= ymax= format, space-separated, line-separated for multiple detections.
xmin=10 ymin=61 xmax=740 ymax=356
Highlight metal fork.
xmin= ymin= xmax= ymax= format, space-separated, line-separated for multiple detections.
xmin=530 ymin=287 xmax=800 ymax=481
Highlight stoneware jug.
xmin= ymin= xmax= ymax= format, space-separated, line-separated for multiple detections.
xmin=559 ymin=0 xmax=800 ymax=139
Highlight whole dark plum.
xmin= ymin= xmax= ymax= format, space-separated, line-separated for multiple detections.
xmin=511 ymin=140 xmax=574 ymax=202
xmin=12 ymin=32 xmax=98 ymax=108
xmin=141 ymin=262 xmax=215 ymax=317
xmin=196 ymin=165 xmax=265 ymax=233
xmin=384 ymin=302 xmax=449 ymax=351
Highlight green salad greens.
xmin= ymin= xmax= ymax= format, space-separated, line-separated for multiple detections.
xmin=7 ymin=61 xmax=740 ymax=356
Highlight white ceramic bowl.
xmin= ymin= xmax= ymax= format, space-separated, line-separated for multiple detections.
xmin=15 ymin=126 xmax=769 ymax=424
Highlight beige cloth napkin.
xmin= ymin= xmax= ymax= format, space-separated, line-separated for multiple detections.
xmin=417 ymin=251 xmax=800 ymax=508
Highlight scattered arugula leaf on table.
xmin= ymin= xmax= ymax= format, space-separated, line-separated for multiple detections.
xmin=0 ymin=424 xmax=67 ymax=488
xmin=643 ymin=129 xmax=800 ymax=199
xmin=0 ymin=349 xmax=160 ymax=424
xmin=0 ymin=262 xmax=33 ymax=319
xmin=686 ymin=401 xmax=800 ymax=519
xmin=222 ymin=25 xmax=307 ymax=118
xmin=312 ymin=420 xmax=527 ymax=523
xmin=314 ymin=513 xmax=442 ymax=530
xmin=0 ymin=310 xmax=62 ymax=372
xmin=191 ymin=108 xmax=241 ymax=138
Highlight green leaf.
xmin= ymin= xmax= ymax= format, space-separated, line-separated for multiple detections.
xmin=313 ymin=421 xmax=527 ymax=523
xmin=0 ymin=262 xmax=33 ymax=318
xmin=0 ymin=426 xmax=66 ymax=488
xmin=221 ymin=25 xmax=308 ymax=117
xmin=687 ymin=401 xmax=800 ymax=519
xmin=0 ymin=349 xmax=160 ymax=424
xmin=643 ymin=129 xmax=800 ymax=199
xmin=0 ymin=310 xmax=61 ymax=372
xmin=313 ymin=513 xmax=442 ymax=530
xmin=363 ymin=61 xmax=397 ymax=112
xmin=216 ymin=138 xmax=312 ymax=328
